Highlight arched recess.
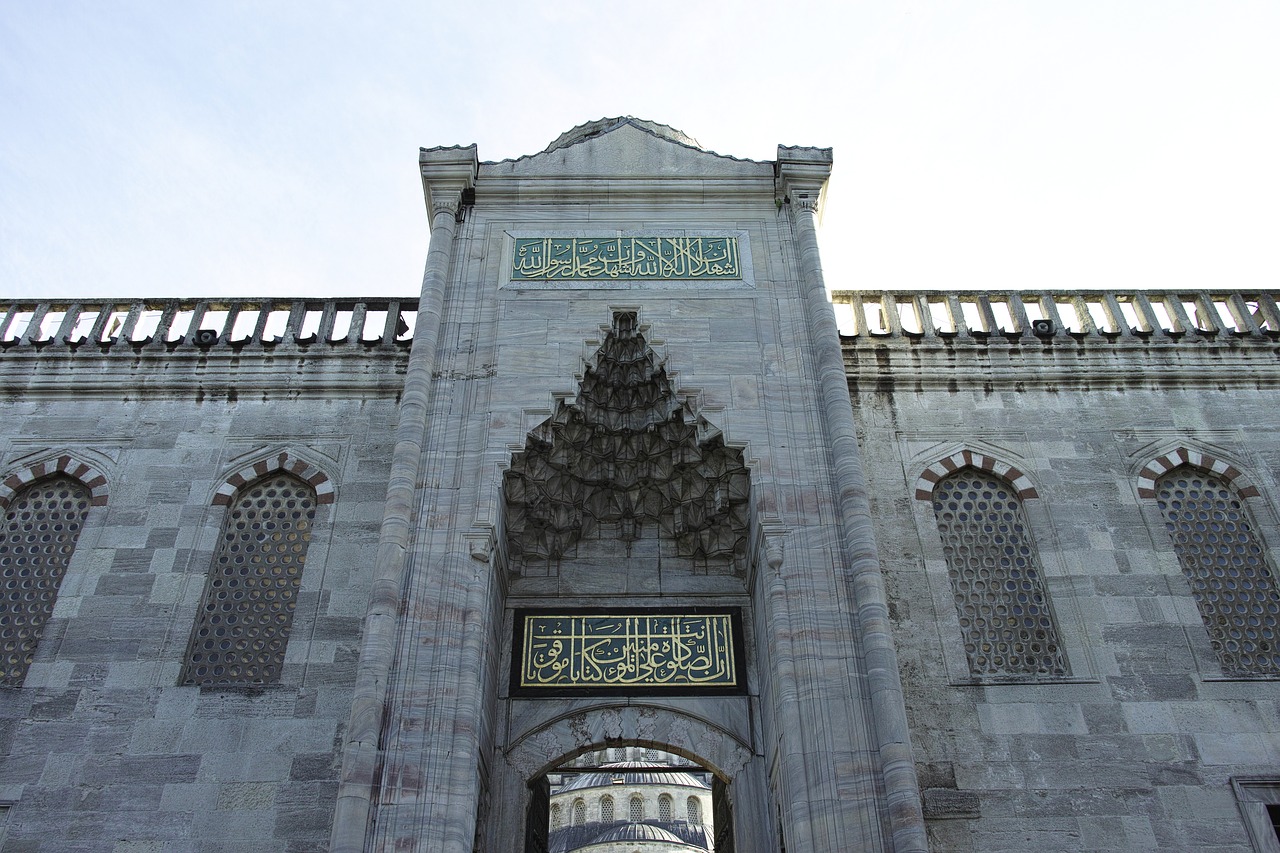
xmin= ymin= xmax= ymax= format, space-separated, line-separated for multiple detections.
xmin=0 ymin=452 xmax=109 ymax=509
xmin=211 ymin=450 xmax=335 ymax=507
xmin=504 ymin=704 xmax=754 ymax=853
xmin=914 ymin=452 xmax=1069 ymax=679
xmin=0 ymin=456 xmax=104 ymax=686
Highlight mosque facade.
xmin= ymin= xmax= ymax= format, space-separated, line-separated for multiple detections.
xmin=0 ymin=118 xmax=1278 ymax=852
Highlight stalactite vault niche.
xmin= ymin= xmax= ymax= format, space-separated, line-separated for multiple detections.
xmin=504 ymin=313 xmax=750 ymax=579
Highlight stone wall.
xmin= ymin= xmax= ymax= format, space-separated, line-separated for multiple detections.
xmin=843 ymin=289 xmax=1280 ymax=852
xmin=0 ymin=300 xmax=409 ymax=852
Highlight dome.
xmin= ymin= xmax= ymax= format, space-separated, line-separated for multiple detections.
xmin=556 ymin=761 xmax=711 ymax=793
xmin=542 ymin=117 xmax=702 ymax=154
xmin=591 ymin=823 xmax=692 ymax=845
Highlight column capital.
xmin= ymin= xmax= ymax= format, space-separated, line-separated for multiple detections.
xmin=775 ymin=144 xmax=832 ymax=219
xmin=420 ymin=144 xmax=479 ymax=226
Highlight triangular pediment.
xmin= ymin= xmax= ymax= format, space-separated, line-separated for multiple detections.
xmin=482 ymin=117 xmax=772 ymax=181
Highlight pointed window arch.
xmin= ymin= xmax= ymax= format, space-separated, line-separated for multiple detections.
xmin=1154 ymin=465 xmax=1280 ymax=676
xmin=572 ymin=798 xmax=586 ymax=826
xmin=549 ymin=802 xmax=562 ymax=829
xmin=0 ymin=476 xmax=92 ymax=685
xmin=629 ymin=794 xmax=644 ymax=822
xmin=600 ymin=794 xmax=614 ymax=823
xmin=929 ymin=467 xmax=1068 ymax=677
xmin=658 ymin=793 xmax=673 ymax=821
xmin=687 ymin=796 xmax=702 ymax=825
xmin=182 ymin=472 xmax=318 ymax=686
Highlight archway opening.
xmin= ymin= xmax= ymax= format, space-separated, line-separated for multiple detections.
xmin=526 ymin=746 xmax=734 ymax=853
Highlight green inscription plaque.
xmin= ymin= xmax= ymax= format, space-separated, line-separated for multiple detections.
xmin=512 ymin=610 xmax=743 ymax=695
xmin=512 ymin=236 xmax=741 ymax=281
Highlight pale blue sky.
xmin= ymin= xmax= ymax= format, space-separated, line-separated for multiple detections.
xmin=2 ymin=1 xmax=1277 ymax=299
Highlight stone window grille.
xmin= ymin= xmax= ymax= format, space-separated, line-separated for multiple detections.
xmin=550 ymin=803 xmax=562 ymax=829
xmin=931 ymin=469 xmax=1068 ymax=678
xmin=572 ymin=799 xmax=586 ymax=826
xmin=0 ymin=476 xmax=92 ymax=686
xmin=1156 ymin=467 xmax=1280 ymax=676
xmin=687 ymin=796 xmax=702 ymax=825
xmin=629 ymin=795 xmax=644 ymax=822
xmin=658 ymin=794 xmax=672 ymax=821
xmin=601 ymin=795 xmax=614 ymax=822
xmin=181 ymin=473 xmax=317 ymax=686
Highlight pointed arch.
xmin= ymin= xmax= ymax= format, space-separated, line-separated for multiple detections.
xmin=183 ymin=469 xmax=320 ymax=686
xmin=0 ymin=474 xmax=94 ymax=685
xmin=1137 ymin=446 xmax=1261 ymax=500
xmin=1148 ymin=462 xmax=1280 ymax=676
xmin=914 ymin=449 xmax=1038 ymax=502
xmin=924 ymin=462 xmax=1067 ymax=678
xmin=0 ymin=453 xmax=109 ymax=509
xmin=212 ymin=450 xmax=334 ymax=507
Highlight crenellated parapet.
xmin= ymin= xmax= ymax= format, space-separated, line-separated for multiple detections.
xmin=835 ymin=289 xmax=1280 ymax=391
xmin=0 ymin=297 xmax=418 ymax=398
xmin=832 ymin=289 xmax=1280 ymax=340
xmin=0 ymin=297 xmax=418 ymax=350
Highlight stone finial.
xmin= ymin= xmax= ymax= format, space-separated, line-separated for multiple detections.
xmin=765 ymin=536 xmax=785 ymax=571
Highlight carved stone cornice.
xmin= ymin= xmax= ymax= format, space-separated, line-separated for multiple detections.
xmin=419 ymin=143 xmax=478 ymax=226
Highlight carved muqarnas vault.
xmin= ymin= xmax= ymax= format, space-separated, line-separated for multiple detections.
xmin=504 ymin=313 xmax=750 ymax=574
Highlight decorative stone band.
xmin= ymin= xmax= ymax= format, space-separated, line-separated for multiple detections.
xmin=914 ymin=451 xmax=1038 ymax=501
xmin=1136 ymin=448 xmax=1260 ymax=499
xmin=213 ymin=452 xmax=335 ymax=506
xmin=0 ymin=455 xmax=109 ymax=508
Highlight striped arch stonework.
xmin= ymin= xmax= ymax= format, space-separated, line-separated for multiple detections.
xmin=914 ymin=451 xmax=1038 ymax=501
xmin=213 ymin=452 xmax=335 ymax=506
xmin=0 ymin=455 xmax=109 ymax=509
xmin=1136 ymin=448 xmax=1260 ymax=500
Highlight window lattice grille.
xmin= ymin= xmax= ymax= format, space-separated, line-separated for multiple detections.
xmin=601 ymin=795 xmax=614 ymax=823
xmin=658 ymin=794 xmax=672 ymax=821
xmin=0 ymin=476 xmax=91 ymax=686
xmin=1156 ymin=467 xmax=1280 ymax=676
xmin=687 ymin=796 xmax=701 ymax=825
xmin=629 ymin=795 xmax=643 ymax=822
xmin=182 ymin=474 xmax=316 ymax=686
xmin=932 ymin=470 xmax=1068 ymax=677
xmin=572 ymin=799 xmax=586 ymax=826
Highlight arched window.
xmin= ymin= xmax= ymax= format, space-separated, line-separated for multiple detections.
xmin=550 ymin=803 xmax=562 ymax=829
xmin=1156 ymin=466 xmax=1280 ymax=675
xmin=687 ymin=796 xmax=702 ymax=825
xmin=629 ymin=795 xmax=643 ymax=822
xmin=182 ymin=473 xmax=317 ymax=686
xmin=601 ymin=794 xmax=615 ymax=823
xmin=572 ymin=798 xmax=586 ymax=826
xmin=0 ymin=476 xmax=91 ymax=686
xmin=658 ymin=794 xmax=672 ymax=821
xmin=931 ymin=469 xmax=1068 ymax=677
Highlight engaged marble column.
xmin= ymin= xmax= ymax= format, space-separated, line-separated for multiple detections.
xmin=331 ymin=148 xmax=476 ymax=853
xmin=780 ymin=148 xmax=928 ymax=853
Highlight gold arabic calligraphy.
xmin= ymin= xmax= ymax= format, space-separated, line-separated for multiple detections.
xmin=521 ymin=614 xmax=737 ymax=688
xmin=512 ymin=237 xmax=740 ymax=281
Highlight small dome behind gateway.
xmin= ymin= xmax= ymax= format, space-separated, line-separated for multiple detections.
xmin=542 ymin=117 xmax=702 ymax=154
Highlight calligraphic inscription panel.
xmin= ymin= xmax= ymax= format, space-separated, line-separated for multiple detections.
xmin=513 ymin=610 xmax=744 ymax=696
xmin=512 ymin=236 xmax=741 ymax=281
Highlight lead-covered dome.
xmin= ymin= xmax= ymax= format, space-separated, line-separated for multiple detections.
xmin=542 ymin=117 xmax=702 ymax=154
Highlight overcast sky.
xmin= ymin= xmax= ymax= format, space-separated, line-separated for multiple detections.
xmin=2 ymin=1 xmax=1277 ymax=301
